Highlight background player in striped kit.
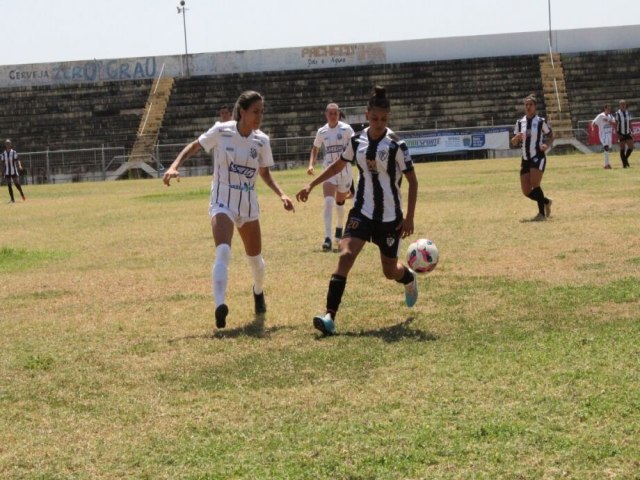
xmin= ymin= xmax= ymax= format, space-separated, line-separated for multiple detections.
xmin=1 ymin=139 xmax=26 ymax=203
xmin=592 ymin=105 xmax=615 ymax=169
xmin=296 ymin=86 xmax=419 ymax=336
xmin=614 ymin=100 xmax=633 ymax=168
xmin=307 ymin=103 xmax=355 ymax=251
xmin=163 ymin=91 xmax=295 ymax=329
xmin=511 ymin=94 xmax=554 ymax=221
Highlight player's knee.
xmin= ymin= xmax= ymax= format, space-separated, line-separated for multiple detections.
xmin=336 ymin=200 xmax=345 ymax=206
xmin=604 ymin=146 xmax=610 ymax=152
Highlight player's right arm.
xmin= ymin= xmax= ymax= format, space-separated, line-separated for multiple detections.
xmin=307 ymin=145 xmax=320 ymax=175
xmin=163 ymin=140 xmax=201 ymax=186
xmin=297 ymin=158 xmax=347 ymax=202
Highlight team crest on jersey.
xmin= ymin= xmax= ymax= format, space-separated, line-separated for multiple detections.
xmin=249 ymin=147 xmax=258 ymax=159
xmin=378 ymin=150 xmax=388 ymax=164
xmin=229 ymin=161 xmax=257 ymax=178
xmin=337 ymin=133 xmax=343 ymax=140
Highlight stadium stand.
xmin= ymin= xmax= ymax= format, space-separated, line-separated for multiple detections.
xmin=562 ymin=49 xmax=640 ymax=130
xmin=159 ymin=54 xmax=545 ymax=144
xmin=0 ymin=79 xmax=152 ymax=152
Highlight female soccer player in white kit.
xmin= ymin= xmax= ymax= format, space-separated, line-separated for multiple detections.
xmin=297 ymin=86 xmax=419 ymax=336
xmin=307 ymin=103 xmax=355 ymax=251
xmin=163 ymin=91 xmax=295 ymax=329
xmin=592 ymin=105 xmax=615 ymax=169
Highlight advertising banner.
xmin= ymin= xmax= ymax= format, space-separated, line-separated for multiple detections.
xmin=588 ymin=121 xmax=640 ymax=145
xmin=402 ymin=127 xmax=511 ymax=155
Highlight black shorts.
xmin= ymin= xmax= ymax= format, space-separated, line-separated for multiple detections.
xmin=520 ymin=155 xmax=547 ymax=175
xmin=618 ymin=134 xmax=633 ymax=142
xmin=344 ymin=209 xmax=402 ymax=259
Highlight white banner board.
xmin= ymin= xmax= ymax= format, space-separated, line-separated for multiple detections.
xmin=402 ymin=127 xmax=510 ymax=155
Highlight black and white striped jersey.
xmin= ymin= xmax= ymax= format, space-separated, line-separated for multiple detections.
xmin=340 ymin=127 xmax=413 ymax=222
xmin=514 ymin=115 xmax=552 ymax=160
xmin=1 ymin=148 xmax=20 ymax=176
xmin=615 ymin=109 xmax=632 ymax=136
xmin=198 ymin=120 xmax=274 ymax=218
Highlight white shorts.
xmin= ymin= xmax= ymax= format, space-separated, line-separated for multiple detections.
xmin=600 ymin=131 xmax=613 ymax=148
xmin=323 ymin=167 xmax=353 ymax=193
xmin=209 ymin=205 xmax=259 ymax=228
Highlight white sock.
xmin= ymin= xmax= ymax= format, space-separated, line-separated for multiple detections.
xmin=335 ymin=203 xmax=345 ymax=232
xmin=212 ymin=244 xmax=231 ymax=307
xmin=604 ymin=151 xmax=610 ymax=166
xmin=247 ymin=254 xmax=265 ymax=295
xmin=323 ymin=196 xmax=334 ymax=239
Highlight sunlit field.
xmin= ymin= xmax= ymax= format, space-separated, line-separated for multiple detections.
xmin=1 ymin=154 xmax=639 ymax=479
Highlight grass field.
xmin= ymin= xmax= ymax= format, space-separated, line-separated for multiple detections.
xmin=1 ymin=154 xmax=639 ymax=479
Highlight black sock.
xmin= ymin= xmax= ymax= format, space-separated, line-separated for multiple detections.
xmin=7 ymin=183 xmax=14 ymax=202
xmin=326 ymin=274 xmax=347 ymax=318
xmin=396 ymin=266 xmax=414 ymax=285
xmin=621 ymin=150 xmax=627 ymax=166
xmin=528 ymin=187 xmax=545 ymax=215
xmin=625 ymin=148 xmax=633 ymax=162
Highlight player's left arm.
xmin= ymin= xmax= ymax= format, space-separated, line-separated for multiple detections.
xmin=400 ymin=168 xmax=418 ymax=238
xmin=541 ymin=123 xmax=554 ymax=152
xmin=259 ymin=166 xmax=294 ymax=212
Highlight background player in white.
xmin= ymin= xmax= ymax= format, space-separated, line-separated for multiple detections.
xmin=163 ymin=91 xmax=295 ymax=329
xmin=1 ymin=139 xmax=26 ymax=203
xmin=307 ymin=103 xmax=355 ymax=251
xmin=511 ymin=94 xmax=554 ymax=221
xmin=592 ymin=105 xmax=615 ymax=169
xmin=297 ymin=86 xmax=419 ymax=336
xmin=614 ymin=100 xmax=634 ymax=168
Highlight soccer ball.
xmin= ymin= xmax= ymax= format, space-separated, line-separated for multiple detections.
xmin=406 ymin=238 xmax=439 ymax=274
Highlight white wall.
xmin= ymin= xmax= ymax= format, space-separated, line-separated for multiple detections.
xmin=2 ymin=25 xmax=638 ymax=89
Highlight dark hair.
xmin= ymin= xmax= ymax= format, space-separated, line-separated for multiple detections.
xmin=233 ymin=91 xmax=263 ymax=121
xmin=524 ymin=93 xmax=537 ymax=104
xmin=367 ymin=85 xmax=390 ymax=110
xmin=219 ymin=105 xmax=230 ymax=112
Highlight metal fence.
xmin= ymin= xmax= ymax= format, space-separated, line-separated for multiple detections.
xmin=11 ymin=123 xmax=605 ymax=185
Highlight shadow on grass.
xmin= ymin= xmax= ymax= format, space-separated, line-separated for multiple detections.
xmin=319 ymin=317 xmax=438 ymax=343
xmin=169 ymin=314 xmax=292 ymax=342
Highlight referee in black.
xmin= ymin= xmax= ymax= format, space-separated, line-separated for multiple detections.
xmin=614 ymin=100 xmax=634 ymax=168
xmin=1 ymin=139 xmax=26 ymax=203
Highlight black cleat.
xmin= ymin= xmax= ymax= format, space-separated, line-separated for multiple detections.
xmin=253 ymin=289 xmax=267 ymax=314
xmin=215 ymin=304 xmax=228 ymax=329
xmin=322 ymin=237 xmax=332 ymax=251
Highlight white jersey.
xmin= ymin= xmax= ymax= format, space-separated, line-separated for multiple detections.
xmin=1 ymin=149 xmax=20 ymax=176
xmin=314 ymin=121 xmax=354 ymax=185
xmin=514 ymin=115 xmax=552 ymax=160
xmin=198 ymin=120 xmax=274 ymax=218
xmin=592 ymin=112 xmax=614 ymax=146
xmin=341 ymin=127 xmax=413 ymax=222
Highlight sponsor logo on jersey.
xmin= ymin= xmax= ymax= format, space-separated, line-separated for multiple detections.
xmin=229 ymin=161 xmax=257 ymax=178
xmin=229 ymin=182 xmax=255 ymax=192
xmin=326 ymin=145 xmax=343 ymax=154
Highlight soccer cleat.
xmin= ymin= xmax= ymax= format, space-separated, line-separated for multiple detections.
xmin=322 ymin=237 xmax=332 ymax=251
xmin=604 ymin=164 xmax=612 ymax=169
xmin=404 ymin=269 xmax=418 ymax=308
xmin=215 ymin=304 xmax=228 ymax=329
xmin=21 ymin=194 xmax=26 ymax=201
xmin=544 ymin=198 xmax=553 ymax=218
xmin=253 ymin=288 xmax=266 ymax=314
xmin=7 ymin=200 xmax=15 ymax=204
xmin=313 ymin=313 xmax=335 ymax=336
xmin=531 ymin=213 xmax=547 ymax=222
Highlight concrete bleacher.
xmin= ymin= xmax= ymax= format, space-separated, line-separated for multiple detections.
xmin=562 ymin=49 xmax=640 ymax=130
xmin=0 ymin=79 xmax=152 ymax=152
xmin=159 ymin=54 xmax=545 ymax=147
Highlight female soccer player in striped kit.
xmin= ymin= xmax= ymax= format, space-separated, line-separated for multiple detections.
xmin=615 ymin=100 xmax=633 ymax=168
xmin=1 ymin=139 xmax=26 ymax=203
xmin=297 ymin=86 xmax=419 ymax=336
xmin=307 ymin=103 xmax=355 ymax=251
xmin=163 ymin=91 xmax=295 ymax=329
xmin=511 ymin=94 xmax=554 ymax=221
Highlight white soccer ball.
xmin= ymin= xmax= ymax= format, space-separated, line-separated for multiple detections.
xmin=406 ymin=238 xmax=439 ymax=274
